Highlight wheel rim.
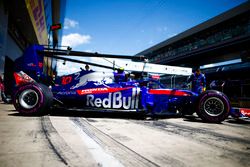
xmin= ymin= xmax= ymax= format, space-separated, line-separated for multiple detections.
xmin=203 ymin=97 xmax=224 ymax=116
xmin=19 ymin=89 xmax=39 ymax=109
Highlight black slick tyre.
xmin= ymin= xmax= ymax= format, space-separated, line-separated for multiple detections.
xmin=13 ymin=83 xmax=53 ymax=115
xmin=196 ymin=90 xmax=230 ymax=123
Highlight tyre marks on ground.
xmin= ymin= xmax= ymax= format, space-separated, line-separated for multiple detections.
xmin=41 ymin=114 xmax=250 ymax=167
xmin=41 ymin=116 xmax=83 ymax=167
xmin=132 ymin=119 xmax=250 ymax=167
xmin=71 ymin=117 xmax=163 ymax=167
xmin=42 ymin=115 xmax=164 ymax=167
xmin=153 ymin=120 xmax=250 ymax=145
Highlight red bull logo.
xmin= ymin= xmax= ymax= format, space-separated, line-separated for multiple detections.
xmin=86 ymin=88 xmax=140 ymax=109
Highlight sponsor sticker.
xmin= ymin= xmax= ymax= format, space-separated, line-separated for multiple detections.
xmin=85 ymin=87 xmax=140 ymax=109
xmin=77 ymin=87 xmax=133 ymax=95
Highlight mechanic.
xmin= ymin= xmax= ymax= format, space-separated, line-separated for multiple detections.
xmin=114 ymin=67 xmax=126 ymax=82
xmin=187 ymin=67 xmax=206 ymax=94
xmin=85 ymin=64 xmax=90 ymax=71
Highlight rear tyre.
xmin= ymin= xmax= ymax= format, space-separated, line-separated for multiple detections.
xmin=13 ymin=83 xmax=53 ymax=115
xmin=196 ymin=90 xmax=230 ymax=123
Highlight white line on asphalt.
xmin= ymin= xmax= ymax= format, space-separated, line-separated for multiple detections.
xmin=71 ymin=121 xmax=124 ymax=167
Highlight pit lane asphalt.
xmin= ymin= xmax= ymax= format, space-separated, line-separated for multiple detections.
xmin=0 ymin=103 xmax=250 ymax=167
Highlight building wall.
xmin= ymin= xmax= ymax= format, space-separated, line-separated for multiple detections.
xmin=138 ymin=2 xmax=250 ymax=107
xmin=25 ymin=0 xmax=49 ymax=45
xmin=0 ymin=1 xmax=8 ymax=74
xmin=6 ymin=34 xmax=23 ymax=61
xmin=0 ymin=0 xmax=65 ymax=76
xmin=148 ymin=13 xmax=250 ymax=66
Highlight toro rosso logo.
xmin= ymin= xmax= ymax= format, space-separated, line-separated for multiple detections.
xmin=77 ymin=87 xmax=140 ymax=109
xmin=71 ymin=72 xmax=114 ymax=89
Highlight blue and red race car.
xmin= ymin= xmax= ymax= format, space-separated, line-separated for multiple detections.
xmin=11 ymin=45 xmax=233 ymax=123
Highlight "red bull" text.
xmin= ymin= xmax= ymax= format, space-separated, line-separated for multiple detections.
xmin=86 ymin=88 xmax=140 ymax=109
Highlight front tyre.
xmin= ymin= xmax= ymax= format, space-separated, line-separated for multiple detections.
xmin=196 ymin=90 xmax=230 ymax=123
xmin=13 ymin=83 xmax=53 ymax=115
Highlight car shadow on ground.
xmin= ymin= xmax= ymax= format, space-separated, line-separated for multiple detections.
xmin=182 ymin=115 xmax=250 ymax=124
xmin=7 ymin=108 xmax=183 ymax=121
xmin=50 ymin=109 xmax=146 ymax=120
xmin=182 ymin=115 xmax=204 ymax=123
xmin=49 ymin=109 xmax=185 ymax=120
xmin=6 ymin=106 xmax=249 ymax=124
xmin=226 ymin=118 xmax=250 ymax=124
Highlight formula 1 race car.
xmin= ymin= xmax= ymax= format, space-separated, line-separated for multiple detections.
xmin=11 ymin=45 xmax=231 ymax=123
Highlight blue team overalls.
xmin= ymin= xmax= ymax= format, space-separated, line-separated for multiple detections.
xmin=188 ymin=73 xmax=206 ymax=94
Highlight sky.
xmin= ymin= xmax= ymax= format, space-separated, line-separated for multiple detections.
xmin=58 ymin=0 xmax=247 ymax=75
